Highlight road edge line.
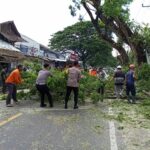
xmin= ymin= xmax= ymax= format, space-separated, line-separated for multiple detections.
xmin=109 ymin=107 xmax=118 ymax=150
xmin=0 ymin=113 xmax=22 ymax=127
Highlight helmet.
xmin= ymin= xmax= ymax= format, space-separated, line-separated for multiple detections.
xmin=129 ymin=64 xmax=135 ymax=68
xmin=117 ymin=65 xmax=122 ymax=69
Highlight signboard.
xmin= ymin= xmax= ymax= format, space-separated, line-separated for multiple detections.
xmin=20 ymin=44 xmax=28 ymax=54
xmin=28 ymin=47 xmax=38 ymax=56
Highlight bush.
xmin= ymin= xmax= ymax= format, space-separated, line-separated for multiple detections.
xmin=138 ymin=63 xmax=150 ymax=80
xmin=137 ymin=63 xmax=150 ymax=92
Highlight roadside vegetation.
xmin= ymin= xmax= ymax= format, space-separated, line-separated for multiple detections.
xmin=1 ymin=60 xmax=149 ymax=126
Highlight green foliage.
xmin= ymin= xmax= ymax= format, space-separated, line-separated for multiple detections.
xmin=139 ymin=99 xmax=150 ymax=119
xmin=17 ymin=91 xmax=27 ymax=100
xmin=0 ymin=94 xmax=6 ymax=101
xmin=70 ymin=0 xmax=149 ymax=65
xmin=49 ymin=21 xmax=115 ymax=67
xmin=20 ymin=60 xmax=109 ymax=103
xmin=108 ymin=99 xmax=150 ymax=128
xmin=79 ymin=73 xmax=106 ymax=103
xmin=18 ymin=70 xmax=38 ymax=100
xmin=105 ymin=75 xmax=114 ymax=92
xmin=71 ymin=0 xmax=133 ymax=18
xmin=137 ymin=63 xmax=150 ymax=92
xmin=17 ymin=60 xmax=42 ymax=100
xmin=46 ymin=69 xmax=106 ymax=103
xmin=116 ymin=112 xmax=125 ymax=123
xmin=137 ymin=24 xmax=150 ymax=50
xmin=138 ymin=63 xmax=150 ymax=80
xmin=103 ymin=0 xmax=132 ymax=19
xmin=90 ymin=92 xmax=101 ymax=104
xmin=47 ymin=69 xmax=67 ymax=101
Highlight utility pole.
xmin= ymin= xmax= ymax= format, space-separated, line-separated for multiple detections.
xmin=141 ymin=2 xmax=150 ymax=64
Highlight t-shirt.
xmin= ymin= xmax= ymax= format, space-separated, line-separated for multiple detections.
xmin=67 ymin=67 xmax=81 ymax=87
xmin=5 ymin=69 xmax=22 ymax=84
xmin=36 ymin=70 xmax=51 ymax=85
xmin=114 ymin=71 xmax=125 ymax=85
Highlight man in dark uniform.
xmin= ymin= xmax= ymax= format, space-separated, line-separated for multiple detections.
xmin=126 ymin=64 xmax=136 ymax=104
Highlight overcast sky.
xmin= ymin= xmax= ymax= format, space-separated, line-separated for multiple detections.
xmin=0 ymin=0 xmax=150 ymax=46
xmin=130 ymin=0 xmax=150 ymax=24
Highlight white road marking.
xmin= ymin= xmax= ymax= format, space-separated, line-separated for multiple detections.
xmin=109 ymin=107 xmax=118 ymax=150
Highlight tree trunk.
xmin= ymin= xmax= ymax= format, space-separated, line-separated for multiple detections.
xmin=82 ymin=1 xmax=146 ymax=66
xmin=82 ymin=2 xmax=129 ymax=64
xmin=93 ymin=21 xmax=129 ymax=64
xmin=135 ymin=46 xmax=147 ymax=65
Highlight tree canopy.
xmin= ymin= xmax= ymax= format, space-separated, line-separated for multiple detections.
xmin=49 ymin=21 xmax=116 ymax=67
xmin=69 ymin=0 xmax=148 ymax=65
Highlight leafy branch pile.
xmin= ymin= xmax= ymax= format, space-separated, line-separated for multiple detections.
xmin=17 ymin=61 xmax=106 ymax=103
xmin=47 ymin=70 xmax=104 ymax=104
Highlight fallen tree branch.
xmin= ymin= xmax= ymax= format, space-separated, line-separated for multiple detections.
xmin=142 ymin=90 xmax=150 ymax=96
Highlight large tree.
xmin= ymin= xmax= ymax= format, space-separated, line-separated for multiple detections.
xmin=49 ymin=21 xmax=116 ymax=68
xmin=69 ymin=0 xmax=147 ymax=65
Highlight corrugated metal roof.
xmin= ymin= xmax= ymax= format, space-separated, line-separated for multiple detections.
xmin=0 ymin=39 xmax=20 ymax=52
xmin=0 ymin=21 xmax=25 ymax=43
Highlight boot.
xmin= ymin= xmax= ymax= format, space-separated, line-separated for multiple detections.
xmin=132 ymin=96 xmax=136 ymax=104
xmin=64 ymin=104 xmax=68 ymax=109
xmin=49 ymin=101 xmax=53 ymax=108
xmin=40 ymin=104 xmax=47 ymax=107
xmin=127 ymin=95 xmax=132 ymax=103
xmin=74 ymin=100 xmax=78 ymax=109
xmin=64 ymin=101 xmax=68 ymax=109
xmin=74 ymin=105 xmax=78 ymax=109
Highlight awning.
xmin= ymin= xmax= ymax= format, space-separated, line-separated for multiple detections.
xmin=0 ymin=39 xmax=24 ymax=62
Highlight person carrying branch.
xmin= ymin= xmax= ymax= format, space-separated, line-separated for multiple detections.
xmin=5 ymin=64 xmax=23 ymax=107
xmin=64 ymin=61 xmax=81 ymax=109
xmin=36 ymin=63 xmax=53 ymax=108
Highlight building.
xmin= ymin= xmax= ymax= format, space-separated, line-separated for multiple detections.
xmin=15 ymin=34 xmax=66 ymax=68
xmin=0 ymin=21 xmax=24 ymax=68
xmin=15 ymin=34 xmax=40 ymax=57
xmin=0 ymin=21 xmax=25 ymax=87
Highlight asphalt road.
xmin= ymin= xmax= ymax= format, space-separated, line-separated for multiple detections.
xmin=0 ymin=100 xmax=125 ymax=150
